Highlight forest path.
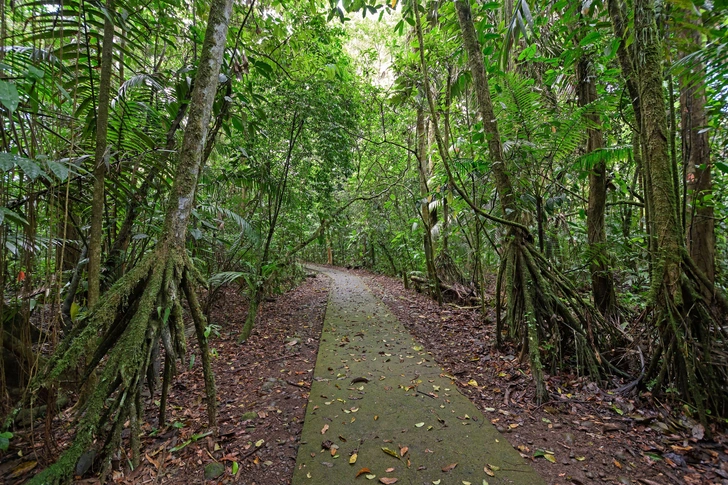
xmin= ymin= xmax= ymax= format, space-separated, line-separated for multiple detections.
xmin=292 ymin=265 xmax=544 ymax=485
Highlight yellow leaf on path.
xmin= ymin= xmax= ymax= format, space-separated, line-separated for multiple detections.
xmin=255 ymin=439 xmax=264 ymax=447
xmin=382 ymin=447 xmax=399 ymax=458
xmin=484 ymin=466 xmax=494 ymax=476
xmin=321 ymin=424 xmax=329 ymax=434
xmin=366 ymin=475 xmax=376 ymax=480
xmin=415 ymin=422 xmax=425 ymax=428
xmin=544 ymin=454 xmax=556 ymax=464
xmin=468 ymin=379 xmax=478 ymax=387
xmin=349 ymin=453 xmax=358 ymax=464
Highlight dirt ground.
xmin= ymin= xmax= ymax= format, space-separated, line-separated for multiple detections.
xmin=2 ymin=274 xmax=330 ymax=484
xmin=4 ymin=267 xmax=727 ymax=484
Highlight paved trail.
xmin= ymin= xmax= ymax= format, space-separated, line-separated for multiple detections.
xmin=293 ymin=266 xmax=544 ymax=485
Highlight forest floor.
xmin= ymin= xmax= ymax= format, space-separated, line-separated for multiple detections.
xmin=4 ymin=266 xmax=727 ymax=484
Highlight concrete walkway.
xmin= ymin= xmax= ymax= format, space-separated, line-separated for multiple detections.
xmin=293 ymin=266 xmax=544 ymax=485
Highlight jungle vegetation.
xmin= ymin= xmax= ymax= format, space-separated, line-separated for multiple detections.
xmin=0 ymin=0 xmax=726 ymax=481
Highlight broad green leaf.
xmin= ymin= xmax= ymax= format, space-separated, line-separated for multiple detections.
xmin=0 ymin=80 xmax=19 ymax=112
xmin=46 ymin=160 xmax=69 ymax=181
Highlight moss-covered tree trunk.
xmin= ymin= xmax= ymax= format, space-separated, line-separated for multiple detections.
xmin=576 ymin=55 xmax=617 ymax=320
xmin=443 ymin=0 xmax=620 ymax=403
xmin=25 ymin=0 xmax=233 ymax=481
xmin=87 ymin=0 xmax=116 ymax=307
xmin=610 ymin=0 xmax=728 ymax=422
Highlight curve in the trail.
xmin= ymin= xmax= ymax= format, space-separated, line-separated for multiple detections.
xmin=293 ymin=265 xmax=545 ymax=485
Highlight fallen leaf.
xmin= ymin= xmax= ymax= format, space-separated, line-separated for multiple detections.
xmin=321 ymin=424 xmax=329 ymax=434
xmin=467 ymin=379 xmax=478 ymax=387
xmin=382 ymin=447 xmax=400 ymax=458
xmin=415 ymin=422 xmax=425 ymax=428
xmin=613 ymin=458 xmax=622 ymax=469
xmin=433 ymin=481 xmax=441 ymax=485
xmin=255 ymin=439 xmax=264 ymax=447
xmin=350 ymin=453 xmax=358 ymax=464
xmin=366 ymin=475 xmax=376 ymax=480
xmin=544 ymin=454 xmax=556 ymax=464
xmin=379 ymin=478 xmax=398 ymax=484
xmin=484 ymin=466 xmax=494 ymax=476
xmin=356 ymin=467 xmax=371 ymax=477
xmin=442 ymin=463 xmax=458 ymax=472
xmin=400 ymin=446 xmax=408 ymax=456
xmin=10 ymin=461 xmax=38 ymax=478
xmin=691 ymin=424 xmax=705 ymax=440
xmin=386 ymin=467 xmax=395 ymax=472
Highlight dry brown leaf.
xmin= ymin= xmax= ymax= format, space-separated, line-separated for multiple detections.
xmin=385 ymin=467 xmax=395 ymax=472
xmin=379 ymin=478 xmax=398 ymax=484
xmin=356 ymin=467 xmax=372 ymax=478
xmin=321 ymin=424 xmax=329 ymax=434
xmin=442 ymin=463 xmax=458 ymax=472
xmin=399 ymin=446 xmax=408 ymax=456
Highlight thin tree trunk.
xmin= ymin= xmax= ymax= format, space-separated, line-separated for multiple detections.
xmin=577 ymin=55 xmax=617 ymax=319
xmin=416 ymin=108 xmax=442 ymax=304
xmin=87 ymin=0 xmax=116 ymax=307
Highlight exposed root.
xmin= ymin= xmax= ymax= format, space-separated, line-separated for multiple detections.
xmin=642 ymin=253 xmax=728 ymax=426
xmin=24 ymin=243 xmax=216 ymax=484
xmin=498 ymin=233 xmax=624 ymax=404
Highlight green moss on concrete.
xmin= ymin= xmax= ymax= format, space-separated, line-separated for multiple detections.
xmin=292 ymin=266 xmax=545 ymax=485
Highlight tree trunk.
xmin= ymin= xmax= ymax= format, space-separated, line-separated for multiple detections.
xmin=577 ymin=55 xmax=617 ymax=319
xmin=416 ymin=108 xmax=442 ymax=305
xmin=28 ymin=0 xmax=233 ymax=480
xmin=680 ymin=10 xmax=715 ymax=287
xmin=609 ymin=0 xmax=728 ymax=423
xmin=87 ymin=0 xmax=116 ymax=307
xmin=444 ymin=0 xmax=617 ymax=403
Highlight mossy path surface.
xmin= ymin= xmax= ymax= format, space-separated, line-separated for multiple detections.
xmin=293 ymin=266 xmax=544 ymax=485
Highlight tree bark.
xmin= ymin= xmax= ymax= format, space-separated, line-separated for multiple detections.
xmin=577 ymin=55 xmax=617 ymax=319
xmin=87 ymin=0 xmax=116 ymax=307
xmin=680 ymin=10 xmax=715 ymax=287
xmin=608 ymin=0 xmax=728 ymax=423
xmin=27 ymin=0 xmax=233 ymax=480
